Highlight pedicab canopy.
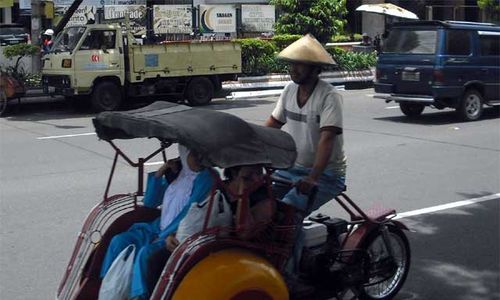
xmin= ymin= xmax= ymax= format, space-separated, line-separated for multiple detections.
xmin=93 ymin=102 xmax=297 ymax=169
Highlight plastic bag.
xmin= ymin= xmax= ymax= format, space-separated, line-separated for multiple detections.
xmin=176 ymin=190 xmax=232 ymax=242
xmin=98 ymin=244 xmax=136 ymax=300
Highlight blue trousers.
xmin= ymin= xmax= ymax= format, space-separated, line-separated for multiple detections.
xmin=100 ymin=220 xmax=165 ymax=299
xmin=274 ymin=166 xmax=346 ymax=274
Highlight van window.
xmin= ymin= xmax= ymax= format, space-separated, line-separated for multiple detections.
xmin=383 ymin=29 xmax=437 ymax=54
xmin=445 ymin=30 xmax=471 ymax=55
xmin=80 ymin=30 xmax=116 ymax=50
xmin=479 ymin=34 xmax=500 ymax=56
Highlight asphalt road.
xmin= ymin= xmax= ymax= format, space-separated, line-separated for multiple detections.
xmin=1 ymin=89 xmax=499 ymax=299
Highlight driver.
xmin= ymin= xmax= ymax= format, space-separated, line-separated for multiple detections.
xmin=265 ymin=34 xmax=347 ymax=290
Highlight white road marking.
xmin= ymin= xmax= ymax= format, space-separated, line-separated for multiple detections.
xmin=395 ymin=193 xmax=500 ymax=219
xmin=385 ymin=106 xmax=400 ymax=109
xmin=37 ymin=132 xmax=96 ymax=140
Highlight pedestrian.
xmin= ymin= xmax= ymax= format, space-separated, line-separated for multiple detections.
xmin=265 ymin=33 xmax=347 ymax=294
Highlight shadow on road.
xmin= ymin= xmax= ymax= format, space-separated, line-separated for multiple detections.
xmin=374 ymin=107 xmax=500 ymax=126
xmin=397 ymin=198 xmax=499 ymax=300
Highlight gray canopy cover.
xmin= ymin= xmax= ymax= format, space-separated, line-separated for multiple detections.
xmin=93 ymin=102 xmax=297 ymax=169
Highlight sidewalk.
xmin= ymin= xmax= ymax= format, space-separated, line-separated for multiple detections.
xmin=222 ymin=68 xmax=374 ymax=99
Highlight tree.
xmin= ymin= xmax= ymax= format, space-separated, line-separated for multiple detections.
xmin=3 ymin=44 xmax=40 ymax=80
xmin=271 ymin=0 xmax=347 ymax=43
xmin=477 ymin=0 xmax=500 ymax=22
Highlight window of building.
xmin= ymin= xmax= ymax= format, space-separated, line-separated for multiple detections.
xmin=445 ymin=30 xmax=471 ymax=56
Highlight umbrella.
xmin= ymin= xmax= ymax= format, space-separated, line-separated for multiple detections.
xmin=356 ymin=3 xmax=419 ymax=20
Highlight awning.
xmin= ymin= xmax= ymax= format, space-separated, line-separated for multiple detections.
xmin=356 ymin=3 xmax=419 ymax=20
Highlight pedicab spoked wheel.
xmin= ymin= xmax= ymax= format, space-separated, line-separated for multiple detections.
xmin=0 ymin=91 xmax=8 ymax=116
xmin=358 ymin=225 xmax=410 ymax=300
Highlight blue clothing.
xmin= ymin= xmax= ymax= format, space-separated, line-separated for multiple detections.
xmin=100 ymin=170 xmax=213 ymax=299
xmin=274 ymin=166 xmax=345 ymax=274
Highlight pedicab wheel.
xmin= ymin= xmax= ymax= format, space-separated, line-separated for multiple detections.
xmin=358 ymin=225 xmax=410 ymax=300
xmin=171 ymin=249 xmax=288 ymax=300
xmin=457 ymin=89 xmax=483 ymax=121
xmin=0 ymin=91 xmax=8 ymax=116
xmin=185 ymin=77 xmax=214 ymax=106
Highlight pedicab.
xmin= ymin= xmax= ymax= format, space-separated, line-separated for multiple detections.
xmin=0 ymin=71 xmax=25 ymax=116
xmin=56 ymin=101 xmax=411 ymax=300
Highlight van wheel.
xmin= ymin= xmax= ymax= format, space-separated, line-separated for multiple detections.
xmin=185 ymin=77 xmax=214 ymax=106
xmin=457 ymin=89 xmax=483 ymax=121
xmin=399 ymin=102 xmax=424 ymax=118
xmin=91 ymin=81 xmax=122 ymax=112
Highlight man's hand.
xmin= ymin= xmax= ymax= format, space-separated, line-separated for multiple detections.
xmin=155 ymin=158 xmax=180 ymax=178
xmin=296 ymin=176 xmax=318 ymax=195
xmin=165 ymin=234 xmax=179 ymax=252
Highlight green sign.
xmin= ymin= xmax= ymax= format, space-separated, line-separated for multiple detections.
xmin=0 ymin=0 xmax=14 ymax=8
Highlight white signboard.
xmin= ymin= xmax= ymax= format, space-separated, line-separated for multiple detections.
xmin=56 ymin=5 xmax=97 ymax=26
xmin=199 ymin=5 xmax=236 ymax=33
xmin=153 ymin=5 xmax=192 ymax=34
xmin=19 ymin=0 xmax=31 ymax=10
xmin=104 ymin=5 xmax=147 ymax=35
xmin=241 ymin=5 xmax=275 ymax=33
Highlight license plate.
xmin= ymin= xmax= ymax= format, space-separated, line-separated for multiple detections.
xmin=402 ymin=71 xmax=420 ymax=81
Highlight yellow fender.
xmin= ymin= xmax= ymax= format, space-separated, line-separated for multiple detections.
xmin=172 ymin=248 xmax=289 ymax=300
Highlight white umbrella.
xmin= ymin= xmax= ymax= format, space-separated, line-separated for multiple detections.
xmin=356 ymin=3 xmax=419 ymax=20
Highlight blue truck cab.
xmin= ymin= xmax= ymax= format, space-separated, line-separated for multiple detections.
xmin=374 ymin=21 xmax=500 ymax=121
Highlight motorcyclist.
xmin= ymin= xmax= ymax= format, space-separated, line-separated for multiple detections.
xmin=265 ymin=34 xmax=347 ymax=294
xmin=42 ymin=29 xmax=54 ymax=53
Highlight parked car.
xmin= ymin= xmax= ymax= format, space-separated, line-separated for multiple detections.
xmin=0 ymin=24 xmax=29 ymax=46
xmin=374 ymin=21 xmax=500 ymax=121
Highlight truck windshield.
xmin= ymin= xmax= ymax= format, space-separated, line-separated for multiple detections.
xmin=51 ymin=27 xmax=86 ymax=52
xmin=383 ymin=29 xmax=437 ymax=54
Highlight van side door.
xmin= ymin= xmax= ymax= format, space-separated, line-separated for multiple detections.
xmin=442 ymin=29 xmax=474 ymax=98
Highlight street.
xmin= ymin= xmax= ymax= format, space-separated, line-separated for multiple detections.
xmin=1 ymin=89 xmax=499 ymax=299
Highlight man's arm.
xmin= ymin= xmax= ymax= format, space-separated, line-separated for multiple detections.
xmin=265 ymin=115 xmax=285 ymax=129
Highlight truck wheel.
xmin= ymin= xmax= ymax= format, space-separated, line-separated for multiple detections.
xmin=399 ymin=102 xmax=424 ymax=118
xmin=457 ymin=89 xmax=483 ymax=121
xmin=91 ymin=81 xmax=122 ymax=112
xmin=185 ymin=77 xmax=214 ymax=106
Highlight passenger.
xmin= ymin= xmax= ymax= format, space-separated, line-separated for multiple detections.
xmin=145 ymin=165 xmax=275 ymax=295
xmin=99 ymin=145 xmax=213 ymax=300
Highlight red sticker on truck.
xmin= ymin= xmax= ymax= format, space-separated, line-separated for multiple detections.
xmin=91 ymin=55 xmax=100 ymax=62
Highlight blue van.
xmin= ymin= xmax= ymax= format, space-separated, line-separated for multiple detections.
xmin=374 ymin=21 xmax=500 ymax=121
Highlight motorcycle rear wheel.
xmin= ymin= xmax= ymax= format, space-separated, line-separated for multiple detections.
xmin=358 ymin=225 xmax=410 ymax=300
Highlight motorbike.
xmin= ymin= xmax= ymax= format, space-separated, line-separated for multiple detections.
xmin=56 ymin=101 xmax=410 ymax=300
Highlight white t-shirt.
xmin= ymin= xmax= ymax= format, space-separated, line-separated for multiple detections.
xmin=160 ymin=145 xmax=199 ymax=230
xmin=272 ymin=79 xmax=346 ymax=175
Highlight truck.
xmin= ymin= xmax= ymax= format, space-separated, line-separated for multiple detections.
xmin=41 ymin=22 xmax=241 ymax=111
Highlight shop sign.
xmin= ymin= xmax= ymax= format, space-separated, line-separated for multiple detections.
xmin=241 ymin=5 xmax=275 ymax=33
xmin=104 ymin=5 xmax=147 ymax=35
xmin=199 ymin=5 xmax=236 ymax=33
xmin=153 ymin=5 xmax=192 ymax=34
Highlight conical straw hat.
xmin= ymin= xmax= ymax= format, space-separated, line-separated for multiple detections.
xmin=277 ymin=34 xmax=336 ymax=66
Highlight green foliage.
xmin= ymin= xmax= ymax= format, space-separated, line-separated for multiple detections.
xmin=271 ymin=0 xmax=347 ymax=43
xmin=3 ymin=43 xmax=39 ymax=59
xmin=327 ymin=47 xmax=377 ymax=71
xmin=237 ymin=38 xmax=278 ymax=75
xmin=331 ymin=34 xmax=363 ymax=43
xmin=353 ymin=33 xmax=363 ymax=41
xmin=271 ymin=34 xmax=303 ymax=50
xmin=478 ymin=0 xmax=500 ymax=21
xmin=2 ymin=44 xmax=40 ymax=84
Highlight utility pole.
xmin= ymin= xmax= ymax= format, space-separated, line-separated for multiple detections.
xmin=31 ymin=0 xmax=42 ymax=73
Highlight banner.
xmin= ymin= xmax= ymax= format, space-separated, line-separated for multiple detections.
xmin=199 ymin=5 xmax=236 ymax=33
xmin=56 ymin=5 xmax=97 ymax=26
xmin=153 ymin=5 xmax=192 ymax=34
xmin=241 ymin=5 xmax=275 ymax=33
xmin=104 ymin=5 xmax=147 ymax=35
